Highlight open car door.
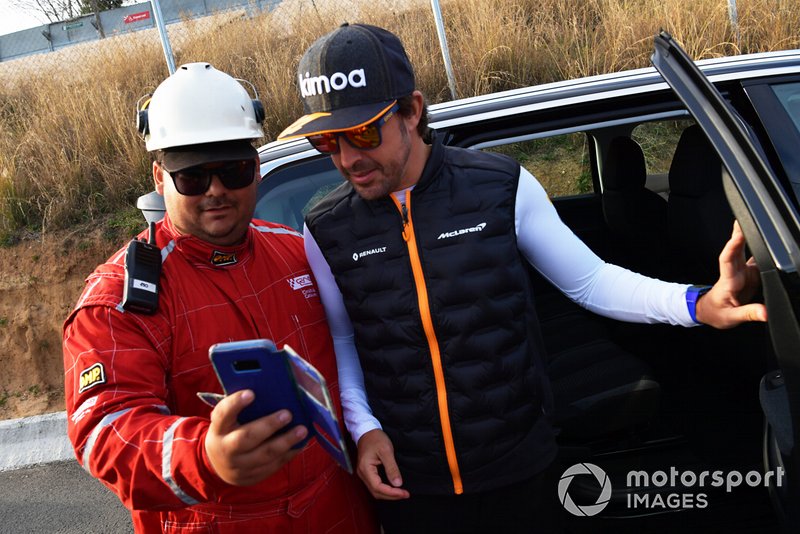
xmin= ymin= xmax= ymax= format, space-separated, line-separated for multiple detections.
xmin=652 ymin=31 xmax=800 ymax=529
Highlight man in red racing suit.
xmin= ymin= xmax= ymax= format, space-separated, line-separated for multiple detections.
xmin=62 ymin=62 xmax=377 ymax=533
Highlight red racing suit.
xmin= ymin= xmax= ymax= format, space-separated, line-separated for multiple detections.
xmin=62 ymin=214 xmax=377 ymax=533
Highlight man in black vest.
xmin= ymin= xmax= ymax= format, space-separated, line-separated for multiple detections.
xmin=278 ymin=23 xmax=767 ymax=533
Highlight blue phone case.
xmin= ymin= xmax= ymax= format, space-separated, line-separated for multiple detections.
xmin=208 ymin=339 xmax=311 ymax=447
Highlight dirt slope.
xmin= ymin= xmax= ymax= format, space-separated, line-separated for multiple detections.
xmin=0 ymin=228 xmax=118 ymax=420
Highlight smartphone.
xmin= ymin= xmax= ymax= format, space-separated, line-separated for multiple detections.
xmin=208 ymin=339 xmax=311 ymax=447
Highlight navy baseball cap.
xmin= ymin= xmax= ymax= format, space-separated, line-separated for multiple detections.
xmin=278 ymin=23 xmax=415 ymax=140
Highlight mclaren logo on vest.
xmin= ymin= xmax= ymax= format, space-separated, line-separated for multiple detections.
xmin=300 ymin=69 xmax=367 ymax=97
xmin=352 ymin=246 xmax=387 ymax=262
xmin=437 ymin=222 xmax=487 ymax=240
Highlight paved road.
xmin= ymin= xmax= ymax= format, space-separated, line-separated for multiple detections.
xmin=0 ymin=460 xmax=132 ymax=533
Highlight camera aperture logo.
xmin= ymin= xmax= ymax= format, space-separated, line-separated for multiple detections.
xmin=558 ymin=463 xmax=612 ymax=517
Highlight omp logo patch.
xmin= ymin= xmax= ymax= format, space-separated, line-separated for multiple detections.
xmin=210 ymin=250 xmax=237 ymax=266
xmin=437 ymin=222 xmax=487 ymax=240
xmin=79 ymin=363 xmax=106 ymax=393
xmin=352 ymin=247 xmax=387 ymax=262
xmin=300 ymin=69 xmax=366 ymax=97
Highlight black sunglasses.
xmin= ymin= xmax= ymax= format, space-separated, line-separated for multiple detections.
xmin=169 ymin=159 xmax=257 ymax=196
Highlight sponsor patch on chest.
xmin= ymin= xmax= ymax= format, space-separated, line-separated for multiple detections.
xmin=352 ymin=246 xmax=387 ymax=261
xmin=437 ymin=222 xmax=487 ymax=240
xmin=210 ymin=250 xmax=237 ymax=266
xmin=79 ymin=363 xmax=106 ymax=393
xmin=288 ymin=274 xmax=318 ymax=299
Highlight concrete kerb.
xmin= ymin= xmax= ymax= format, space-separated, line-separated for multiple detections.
xmin=0 ymin=411 xmax=74 ymax=471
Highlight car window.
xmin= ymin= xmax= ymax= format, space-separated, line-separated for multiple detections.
xmin=481 ymin=133 xmax=593 ymax=198
xmin=631 ymin=119 xmax=695 ymax=176
xmin=627 ymin=118 xmax=696 ymax=196
xmin=255 ymin=157 xmax=342 ymax=231
xmin=771 ymin=81 xmax=800 ymax=134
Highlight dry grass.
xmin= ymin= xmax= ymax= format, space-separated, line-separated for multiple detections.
xmin=1 ymin=0 xmax=799 ymax=242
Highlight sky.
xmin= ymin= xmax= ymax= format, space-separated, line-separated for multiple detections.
xmin=0 ymin=3 xmax=47 ymax=36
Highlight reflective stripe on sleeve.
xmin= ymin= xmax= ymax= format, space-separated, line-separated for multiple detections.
xmin=251 ymin=224 xmax=303 ymax=238
xmin=82 ymin=407 xmax=133 ymax=474
xmin=162 ymin=417 xmax=201 ymax=506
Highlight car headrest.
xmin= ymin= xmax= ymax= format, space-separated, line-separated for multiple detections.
xmin=604 ymin=136 xmax=647 ymax=191
xmin=668 ymin=125 xmax=723 ymax=198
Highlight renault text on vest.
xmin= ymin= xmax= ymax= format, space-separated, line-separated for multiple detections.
xmin=352 ymin=246 xmax=387 ymax=262
xmin=300 ymin=69 xmax=367 ymax=97
xmin=437 ymin=222 xmax=487 ymax=240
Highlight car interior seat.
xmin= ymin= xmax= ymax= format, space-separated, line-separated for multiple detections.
xmin=601 ymin=136 xmax=668 ymax=277
xmin=531 ymin=277 xmax=661 ymax=442
xmin=664 ymin=124 xmax=767 ymax=458
xmin=545 ymin=330 xmax=661 ymax=441
xmin=666 ymin=124 xmax=734 ymax=284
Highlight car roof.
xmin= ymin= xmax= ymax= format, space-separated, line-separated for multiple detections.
xmin=430 ymin=49 xmax=800 ymax=126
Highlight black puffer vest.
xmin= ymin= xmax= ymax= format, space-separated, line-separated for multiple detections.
xmin=306 ymin=135 xmax=556 ymax=494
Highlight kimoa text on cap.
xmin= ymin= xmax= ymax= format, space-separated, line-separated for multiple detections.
xmin=300 ymin=70 xmax=367 ymax=98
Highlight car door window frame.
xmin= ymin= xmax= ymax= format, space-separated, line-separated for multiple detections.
xmin=742 ymin=77 xmax=800 ymax=207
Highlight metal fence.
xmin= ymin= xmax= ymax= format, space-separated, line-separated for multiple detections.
xmin=0 ymin=0 xmax=279 ymax=63
xmin=0 ymin=0 xmax=438 ymax=85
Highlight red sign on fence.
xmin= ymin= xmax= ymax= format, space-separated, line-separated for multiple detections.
xmin=123 ymin=11 xmax=151 ymax=24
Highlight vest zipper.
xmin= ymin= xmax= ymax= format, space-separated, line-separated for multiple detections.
xmin=392 ymin=192 xmax=464 ymax=495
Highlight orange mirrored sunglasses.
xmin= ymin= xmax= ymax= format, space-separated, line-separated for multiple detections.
xmin=306 ymin=103 xmax=399 ymax=154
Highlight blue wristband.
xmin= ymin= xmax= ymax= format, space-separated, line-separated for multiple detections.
xmin=686 ymin=285 xmax=712 ymax=324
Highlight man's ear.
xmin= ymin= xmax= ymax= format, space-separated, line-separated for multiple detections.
xmin=153 ymin=161 xmax=165 ymax=195
xmin=253 ymin=157 xmax=262 ymax=184
xmin=404 ymin=91 xmax=425 ymax=135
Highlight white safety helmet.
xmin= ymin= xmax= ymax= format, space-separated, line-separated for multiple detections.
xmin=137 ymin=62 xmax=265 ymax=151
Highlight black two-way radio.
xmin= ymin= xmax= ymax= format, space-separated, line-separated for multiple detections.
xmin=122 ymin=221 xmax=162 ymax=314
